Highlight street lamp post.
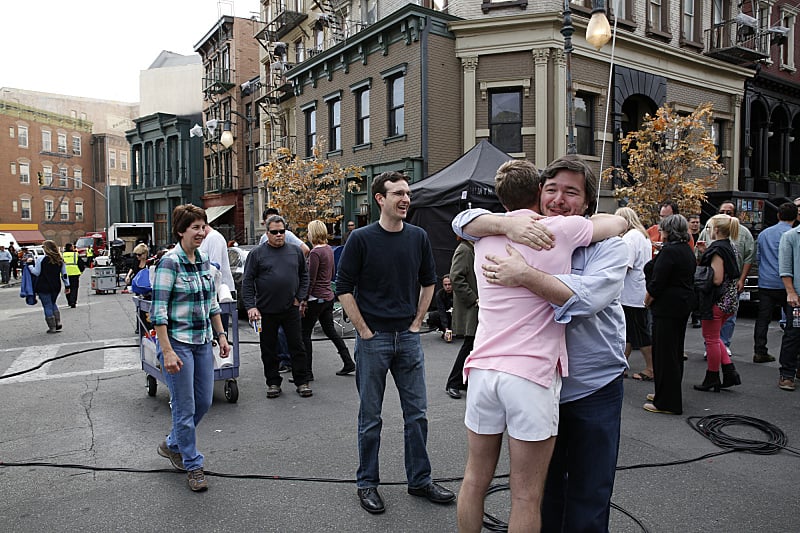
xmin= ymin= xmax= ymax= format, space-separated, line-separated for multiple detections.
xmin=562 ymin=0 xmax=612 ymax=155
xmin=221 ymin=111 xmax=256 ymax=245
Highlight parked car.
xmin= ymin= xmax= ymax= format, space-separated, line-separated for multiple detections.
xmin=227 ymin=245 xmax=257 ymax=317
xmin=29 ymin=245 xmax=45 ymax=259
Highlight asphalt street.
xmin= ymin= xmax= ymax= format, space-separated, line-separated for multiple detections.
xmin=1 ymin=270 xmax=799 ymax=532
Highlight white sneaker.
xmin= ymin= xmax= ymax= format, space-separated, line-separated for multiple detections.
xmin=726 ymin=346 xmax=732 ymax=356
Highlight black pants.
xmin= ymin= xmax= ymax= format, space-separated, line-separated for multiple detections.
xmin=259 ymin=306 xmax=309 ymax=387
xmin=754 ymin=288 xmax=786 ymax=356
xmin=66 ymin=275 xmax=80 ymax=306
xmin=779 ymin=302 xmax=800 ymax=379
xmin=651 ymin=314 xmax=688 ymax=414
xmin=301 ymin=299 xmax=352 ymax=374
xmin=446 ymin=335 xmax=473 ymax=390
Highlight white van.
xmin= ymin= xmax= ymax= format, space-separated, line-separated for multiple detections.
xmin=0 ymin=232 xmax=21 ymax=250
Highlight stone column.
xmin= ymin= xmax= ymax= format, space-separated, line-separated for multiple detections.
xmin=731 ymin=93 xmax=743 ymax=191
xmin=533 ymin=49 xmax=550 ymax=167
xmin=552 ymin=48 xmax=568 ymax=160
xmin=462 ymin=56 xmax=479 ymax=153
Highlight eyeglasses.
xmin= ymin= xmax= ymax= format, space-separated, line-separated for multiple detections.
xmin=719 ymin=209 xmax=735 ymax=215
xmin=347 ymin=224 xmax=355 ymax=228
xmin=136 ymin=253 xmax=145 ymax=257
xmin=269 ymin=229 xmax=286 ymax=235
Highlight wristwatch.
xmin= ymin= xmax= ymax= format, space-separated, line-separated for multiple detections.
xmin=213 ymin=331 xmax=228 ymax=341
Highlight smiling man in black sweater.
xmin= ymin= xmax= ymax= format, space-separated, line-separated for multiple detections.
xmin=336 ymin=171 xmax=455 ymax=515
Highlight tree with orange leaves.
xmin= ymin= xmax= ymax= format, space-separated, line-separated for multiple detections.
xmin=258 ymin=145 xmax=363 ymax=239
xmin=605 ymin=103 xmax=722 ymax=226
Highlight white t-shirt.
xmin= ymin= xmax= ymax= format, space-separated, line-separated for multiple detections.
xmin=200 ymin=227 xmax=235 ymax=291
xmin=619 ymin=229 xmax=652 ymax=308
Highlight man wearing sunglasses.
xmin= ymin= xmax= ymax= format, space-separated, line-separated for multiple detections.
xmin=242 ymin=215 xmax=312 ymax=399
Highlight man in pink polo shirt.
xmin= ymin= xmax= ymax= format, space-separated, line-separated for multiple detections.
xmin=456 ymin=159 xmax=626 ymax=533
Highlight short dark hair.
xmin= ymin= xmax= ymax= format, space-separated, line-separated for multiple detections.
xmin=660 ymin=200 xmax=680 ymax=216
xmin=172 ymin=204 xmax=207 ymax=241
xmin=539 ymin=154 xmax=597 ymax=215
xmin=372 ymin=171 xmax=409 ymax=197
xmin=262 ymin=207 xmax=280 ymax=221
xmin=64 ymin=243 xmax=74 ymax=252
xmin=494 ymin=160 xmax=540 ymax=212
xmin=687 ymin=214 xmax=701 ymax=221
xmin=779 ymin=202 xmax=798 ymax=222
xmin=719 ymin=200 xmax=736 ymax=215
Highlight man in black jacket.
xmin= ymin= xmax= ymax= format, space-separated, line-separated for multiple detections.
xmin=242 ymin=215 xmax=312 ymax=399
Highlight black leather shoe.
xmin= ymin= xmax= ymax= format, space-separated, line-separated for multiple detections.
xmin=357 ymin=487 xmax=385 ymax=514
xmin=408 ymin=482 xmax=455 ymax=504
xmin=336 ymin=365 xmax=356 ymax=376
xmin=445 ymin=387 xmax=462 ymax=399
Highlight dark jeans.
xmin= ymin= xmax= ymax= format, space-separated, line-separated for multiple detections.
xmin=779 ymin=302 xmax=800 ymax=379
xmin=354 ymin=330 xmax=431 ymax=489
xmin=652 ymin=314 xmax=687 ymax=414
xmin=542 ymin=375 xmax=624 ymax=533
xmin=0 ymin=260 xmax=9 ymax=283
xmin=66 ymin=275 xmax=80 ymax=306
xmin=259 ymin=306 xmax=309 ymax=387
xmin=301 ymin=299 xmax=352 ymax=374
xmin=445 ymin=335 xmax=473 ymax=390
xmin=754 ymin=288 xmax=786 ymax=356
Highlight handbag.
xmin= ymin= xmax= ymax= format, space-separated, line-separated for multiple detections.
xmin=716 ymin=278 xmax=739 ymax=315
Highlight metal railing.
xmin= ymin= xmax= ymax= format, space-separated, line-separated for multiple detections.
xmin=705 ymin=19 xmax=770 ymax=63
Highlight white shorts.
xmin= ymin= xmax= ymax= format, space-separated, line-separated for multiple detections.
xmin=464 ymin=368 xmax=561 ymax=442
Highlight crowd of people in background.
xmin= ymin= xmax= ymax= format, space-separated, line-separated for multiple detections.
xmin=9 ymin=150 xmax=800 ymax=523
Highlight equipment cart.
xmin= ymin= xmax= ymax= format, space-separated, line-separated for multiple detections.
xmin=133 ymin=297 xmax=240 ymax=403
xmin=92 ymin=265 xmax=118 ymax=294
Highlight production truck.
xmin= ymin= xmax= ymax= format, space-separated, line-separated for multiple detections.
xmin=107 ymin=223 xmax=156 ymax=255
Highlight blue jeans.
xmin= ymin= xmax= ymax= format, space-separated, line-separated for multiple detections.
xmin=159 ymin=338 xmax=214 ymax=472
xmin=354 ymin=330 xmax=431 ymax=489
xmin=720 ymin=313 xmax=736 ymax=347
xmin=38 ymin=292 xmax=59 ymax=318
xmin=541 ymin=375 xmax=624 ymax=533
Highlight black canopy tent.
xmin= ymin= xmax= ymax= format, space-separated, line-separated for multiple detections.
xmin=409 ymin=141 xmax=510 ymax=281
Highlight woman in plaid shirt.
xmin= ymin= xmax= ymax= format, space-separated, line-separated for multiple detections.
xmin=152 ymin=204 xmax=231 ymax=492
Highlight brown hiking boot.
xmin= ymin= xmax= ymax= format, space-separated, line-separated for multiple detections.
xmin=157 ymin=440 xmax=185 ymax=471
xmin=296 ymin=383 xmax=313 ymax=397
xmin=187 ymin=469 xmax=208 ymax=492
xmin=266 ymin=385 xmax=281 ymax=398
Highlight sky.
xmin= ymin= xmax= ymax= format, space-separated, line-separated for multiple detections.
xmin=2 ymin=0 xmax=260 ymax=103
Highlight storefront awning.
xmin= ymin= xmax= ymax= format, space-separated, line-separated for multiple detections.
xmin=205 ymin=205 xmax=235 ymax=224
xmin=10 ymin=230 xmax=46 ymax=245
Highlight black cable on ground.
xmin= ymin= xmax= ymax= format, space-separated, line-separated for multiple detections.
xmin=0 ymin=327 xmax=441 ymax=379
xmin=0 ymin=345 xmax=139 ymax=380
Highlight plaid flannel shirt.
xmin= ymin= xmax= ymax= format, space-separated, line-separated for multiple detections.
xmin=151 ymin=245 xmax=221 ymax=345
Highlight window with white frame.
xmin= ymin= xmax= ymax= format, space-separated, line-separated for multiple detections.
xmin=648 ymin=0 xmax=670 ymax=35
xmin=57 ymin=133 xmax=67 ymax=153
xmin=19 ymin=162 xmax=29 ymax=184
xmin=328 ymin=97 xmax=341 ymax=152
xmin=42 ymin=130 xmax=52 ymax=152
xmin=781 ymin=9 xmax=797 ymax=71
xmin=681 ymin=0 xmax=703 ymax=45
xmin=44 ymin=199 xmax=54 ymax=220
xmin=9 ymin=126 xmax=15 ymax=138
xmin=12 ymin=200 xmax=17 ymax=213
xmin=75 ymin=201 xmax=84 ymax=221
xmin=388 ymin=74 xmax=405 ymax=137
xmin=109 ymin=149 xmax=117 ymax=170
xmin=60 ymin=199 xmax=69 ymax=221
xmin=74 ymin=169 xmax=82 ymax=189
xmin=304 ymin=105 xmax=317 ymax=158
xmin=72 ymin=135 xmax=81 ymax=155
xmin=356 ymin=87 xmax=370 ymax=145
xmin=18 ymin=126 xmax=28 ymax=148
xmin=43 ymin=165 xmax=53 ymax=186
xmin=59 ymin=166 xmax=68 ymax=187
xmin=21 ymin=198 xmax=31 ymax=220
xmin=10 ymin=162 xmax=16 ymax=175
xmin=121 ymin=151 xmax=128 ymax=171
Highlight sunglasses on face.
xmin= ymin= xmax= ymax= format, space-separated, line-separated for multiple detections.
xmin=269 ymin=229 xmax=286 ymax=235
